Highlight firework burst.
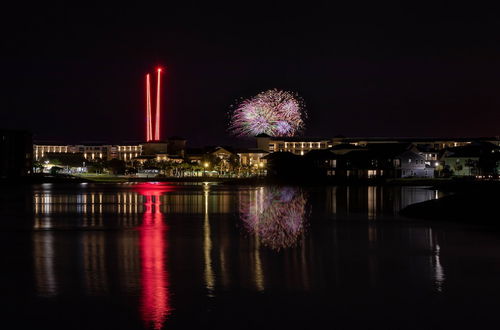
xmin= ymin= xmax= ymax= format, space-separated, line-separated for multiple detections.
xmin=229 ymin=89 xmax=306 ymax=137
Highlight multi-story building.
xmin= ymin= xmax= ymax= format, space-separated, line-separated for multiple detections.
xmin=256 ymin=134 xmax=331 ymax=155
xmin=115 ymin=144 xmax=142 ymax=161
xmin=34 ymin=144 xmax=70 ymax=161
xmin=34 ymin=143 xmax=143 ymax=162
xmin=331 ymin=136 xmax=500 ymax=150
xmin=257 ymin=134 xmax=500 ymax=156
xmin=236 ymin=149 xmax=268 ymax=167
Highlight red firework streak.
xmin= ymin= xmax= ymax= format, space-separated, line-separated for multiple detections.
xmin=145 ymin=67 xmax=163 ymax=142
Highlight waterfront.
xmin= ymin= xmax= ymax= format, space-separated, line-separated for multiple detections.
xmin=1 ymin=183 xmax=500 ymax=329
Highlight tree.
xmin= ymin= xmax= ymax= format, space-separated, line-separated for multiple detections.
xmin=106 ymin=159 xmax=126 ymax=175
xmin=158 ymin=161 xmax=175 ymax=176
xmin=33 ymin=161 xmax=44 ymax=173
xmin=50 ymin=166 xmax=63 ymax=175
xmin=87 ymin=159 xmax=105 ymax=174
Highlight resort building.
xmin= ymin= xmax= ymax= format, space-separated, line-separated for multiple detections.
xmin=256 ymin=134 xmax=331 ymax=155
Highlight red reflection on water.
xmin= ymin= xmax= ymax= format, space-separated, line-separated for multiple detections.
xmin=136 ymin=183 xmax=173 ymax=330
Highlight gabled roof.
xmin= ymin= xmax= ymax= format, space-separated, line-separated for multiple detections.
xmin=234 ymin=148 xmax=269 ymax=154
xmin=342 ymin=143 xmax=419 ymax=161
xmin=330 ymin=143 xmax=364 ymax=150
xmin=185 ymin=146 xmax=235 ymax=156
xmin=303 ymin=149 xmax=338 ymax=160
xmin=262 ymin=151 xmax=301 ymax=161
xmin=365 ymin=143 xmax=414 ymax=154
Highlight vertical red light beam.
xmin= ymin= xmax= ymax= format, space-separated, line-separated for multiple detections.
xmin=155 ymin=68 xmax=162 ymax=141
xmin=146 ymin=74 xmax=153 ymax=141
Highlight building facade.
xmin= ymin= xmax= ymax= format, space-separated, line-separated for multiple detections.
xmin=34 ymin=143 xmax=144 ymax=162
xmin=256 ymin=134 xmax=332 ymax=155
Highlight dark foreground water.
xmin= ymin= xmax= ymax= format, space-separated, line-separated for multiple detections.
xmin=1 ymin=182 xmax=499 ymax=329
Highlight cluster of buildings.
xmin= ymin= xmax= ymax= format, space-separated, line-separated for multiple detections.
xmin=3 ymin=70 xmax=500 ymax=180
xmin=258 ymin=135 xmax=500 ymax=179
xmin=33 ymin=134 xmax=500 ymax=180
xmin=3 ymin=126 xmax=500 ymax=180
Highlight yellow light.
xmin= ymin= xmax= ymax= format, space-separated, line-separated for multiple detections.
xmin=204 ymin=162 xmax=209 ymax=168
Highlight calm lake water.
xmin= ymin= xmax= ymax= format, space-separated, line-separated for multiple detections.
xmin=1 ymin=182 xmax=499 ymax=329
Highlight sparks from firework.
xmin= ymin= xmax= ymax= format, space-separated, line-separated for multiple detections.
xmin=239 ymin=187 xmax=308 ymax=250
xmin=229 ymin=89 xmax=306 ymax=137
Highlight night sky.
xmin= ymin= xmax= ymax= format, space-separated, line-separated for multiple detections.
xmin=2 ymin=3 xmax=500 ymax=146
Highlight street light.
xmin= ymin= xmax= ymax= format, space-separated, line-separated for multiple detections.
xmin=258 ymin=162 xmax=264 ymax=176
xmin=203 ymin=162 xmax=209 ymax=177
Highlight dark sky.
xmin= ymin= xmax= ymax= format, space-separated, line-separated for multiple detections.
xmin=2 ymin=2 xmax=500 ymax=146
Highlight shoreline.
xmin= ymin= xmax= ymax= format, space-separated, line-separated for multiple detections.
xmin=400 ymin=185 xmax=500 ymax=224
xmin=2 ymin=175 xmax=500 ymax=188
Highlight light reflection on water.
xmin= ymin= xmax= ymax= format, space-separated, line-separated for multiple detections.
xmin=20 ymin=183 xmax=451 ymax=329
xmin=239 ymin=186 xmax=308 ymax=250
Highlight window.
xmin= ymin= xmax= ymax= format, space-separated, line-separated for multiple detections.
xmin=368 ymin=170 xmax=376 ymax=178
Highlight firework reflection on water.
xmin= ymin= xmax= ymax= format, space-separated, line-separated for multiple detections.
xmin=239 ymin=187 xmax=308 ymax=250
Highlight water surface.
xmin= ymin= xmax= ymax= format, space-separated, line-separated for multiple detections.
xmin=0 ymin=183 xmax=499 ymax=329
